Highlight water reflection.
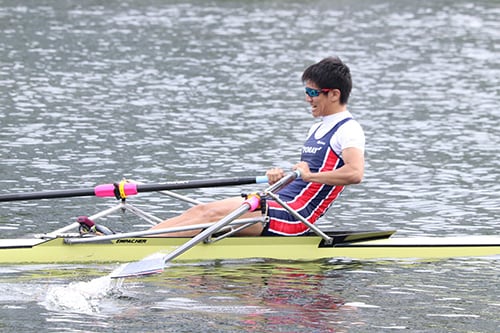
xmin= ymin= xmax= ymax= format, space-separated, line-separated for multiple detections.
xmin=136 ymin=261 xmax=356 ymax=332
xmin=0 ymin=257 xmax=498 ymax=331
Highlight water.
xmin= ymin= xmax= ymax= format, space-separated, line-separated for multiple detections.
xmin=0 ymin=0 xmax=499 ymax=331
xmin=0 ymin=260 xmax=499 ymax=332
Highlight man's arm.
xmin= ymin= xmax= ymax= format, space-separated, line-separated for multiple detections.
xmin=295 ymin=147 xmax=364 ymax=185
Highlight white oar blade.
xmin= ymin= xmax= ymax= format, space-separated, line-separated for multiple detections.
xmin=110 ymin=256 xmax=166 ymax=279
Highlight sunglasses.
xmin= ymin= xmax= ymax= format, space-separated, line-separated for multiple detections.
xmin=305 ymin=87 xmax=332 ymax=97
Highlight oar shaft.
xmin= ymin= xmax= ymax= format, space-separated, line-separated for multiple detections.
xmin=0 ymin=176 xmax=268 ymax=203
xmin=161 ymin=202 xmax=255 ymax=263
xmin=160 ymin=172 xmax=299 ymax=265
xmin=136 ymin=176 xmax=267 ymax=192
xmin=110 ymin=171 xmax=300 ymax=278
xmin=0 ymin=188 xmax=96 ymax=202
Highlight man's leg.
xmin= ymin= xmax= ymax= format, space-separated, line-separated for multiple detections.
xmin=150 ymin=197 xmax=264 ymax=237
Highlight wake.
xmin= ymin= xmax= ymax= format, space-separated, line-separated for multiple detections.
xmin=42 ymin=274 xmax=124 ymax=313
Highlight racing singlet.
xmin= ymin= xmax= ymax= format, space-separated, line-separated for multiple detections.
xmin=264 ymin=117 xmax=353 ymax=236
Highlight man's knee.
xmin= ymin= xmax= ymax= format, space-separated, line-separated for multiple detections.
xmin=188 ymin=202 xmax=224 ymax=221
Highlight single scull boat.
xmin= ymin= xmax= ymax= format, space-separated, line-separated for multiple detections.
xmin=1 ymin=229 xmax=499 ymax=265
xmin=1 ymin=175 xmax=498 ymax=266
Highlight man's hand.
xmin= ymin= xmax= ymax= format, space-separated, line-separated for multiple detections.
xmin=265 ymin=167 xmax=286 ymax=185
xmin=293 ymin=161 xmax=311 ymax=182
xmin=292 ymin=147 xmax=364 ymax=186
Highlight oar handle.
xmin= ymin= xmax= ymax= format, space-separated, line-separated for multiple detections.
xmin=265 ymin=170 xmax=300 ymax=194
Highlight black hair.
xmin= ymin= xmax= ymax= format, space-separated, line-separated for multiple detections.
xmin=301 ymin=56 xmax=352 ymax=105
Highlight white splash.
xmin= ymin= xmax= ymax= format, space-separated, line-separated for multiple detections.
xmin=42 ymin=275 xmax=123 ymax=313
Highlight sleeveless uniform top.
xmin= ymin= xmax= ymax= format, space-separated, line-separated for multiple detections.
xmin=264 ymin=117 xmax=353 ymax=236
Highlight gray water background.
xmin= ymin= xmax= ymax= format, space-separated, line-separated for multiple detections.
xmin=0 ymin=0 xmax=499 ymax=332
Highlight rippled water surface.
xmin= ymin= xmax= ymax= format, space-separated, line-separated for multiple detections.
xmin=0 ymin=0 xmax=499 ymax=332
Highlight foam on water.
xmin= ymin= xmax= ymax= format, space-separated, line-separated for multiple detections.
xmin=42 ymin=275 xmax=123 ymax=313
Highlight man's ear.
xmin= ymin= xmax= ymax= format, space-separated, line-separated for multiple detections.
xmin=329 ymin=89 xmax=341 ymax=103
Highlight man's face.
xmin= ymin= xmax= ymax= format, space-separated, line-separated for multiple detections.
xmin=304 ymin=81 xmax=330 ymax=118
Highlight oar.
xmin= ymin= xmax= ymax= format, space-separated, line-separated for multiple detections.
xmin=0 ymin=176 xmax=268 ymax=202
xmin=110 ymin=171 xmax=300 ymax=279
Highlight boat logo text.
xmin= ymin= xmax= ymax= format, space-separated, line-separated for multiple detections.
xmin=116 ymin=239 xmax=147 ymax=244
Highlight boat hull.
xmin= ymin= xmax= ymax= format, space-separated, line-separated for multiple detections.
xmin=1 ymin=234 xmax=499 ymax=264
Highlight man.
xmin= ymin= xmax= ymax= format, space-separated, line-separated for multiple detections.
xmin=151 ymin=56 xmax=365 ymax=236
